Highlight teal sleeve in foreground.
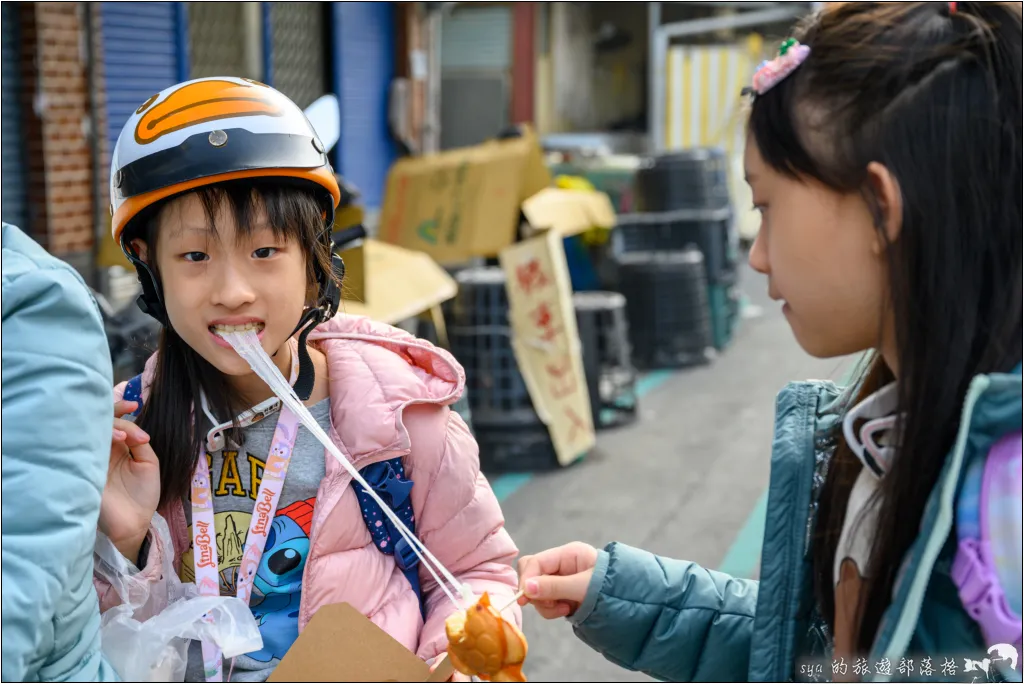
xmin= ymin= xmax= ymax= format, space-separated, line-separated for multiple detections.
xmin=2 ymin=225 xmax=120 ymax=681
xmin=570 ymin=542 xmax=759 ymax=682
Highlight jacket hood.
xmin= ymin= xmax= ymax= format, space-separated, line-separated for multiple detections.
xmin=309 ymin=312 xmax=465 ymax=461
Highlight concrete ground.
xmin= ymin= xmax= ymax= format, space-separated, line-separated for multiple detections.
xmin=489 ymin=266 xmax=857 ymax=682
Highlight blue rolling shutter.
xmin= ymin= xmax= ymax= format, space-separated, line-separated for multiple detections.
xmin=100 ymin=2 xmax=188 ymax=152
xmin=332 ymin=2 xmax=396 ymax=210
xmin=1 ymin=2 xmax=28 ymax=230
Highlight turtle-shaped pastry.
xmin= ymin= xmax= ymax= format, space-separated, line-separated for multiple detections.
xmin=445 ymin=593 xmax=528 ymax=682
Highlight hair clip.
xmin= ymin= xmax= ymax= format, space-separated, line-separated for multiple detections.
xmin=749 ymin=38 xmax=811 ymax=96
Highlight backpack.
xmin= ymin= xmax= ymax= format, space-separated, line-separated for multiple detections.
xmin=122 ymin=375 xmax=425 ymax=617
xmin=953 ymin=430 xmax=1023 ymax=672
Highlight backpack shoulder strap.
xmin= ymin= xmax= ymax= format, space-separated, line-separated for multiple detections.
xmin=953 ymin=431 xmax=1023 ymax=655
xmin=122 ymin=374 xmax=145 ymax=417
xmin=353 ymin=456 xmax=425 ymax=618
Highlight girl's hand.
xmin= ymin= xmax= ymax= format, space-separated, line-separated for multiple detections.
xmin=517 ymin=542 xmax=598 ymax=620
xmin=99 ymin=400 xmax=161 ymax=562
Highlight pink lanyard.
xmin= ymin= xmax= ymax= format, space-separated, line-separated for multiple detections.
xmin=191 ymin=406 xmax=302 ymax=682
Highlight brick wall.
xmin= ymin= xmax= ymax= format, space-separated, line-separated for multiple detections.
xmin=18 ymin=2 xmax=47 ymax=248
xmin=88 ymin=3 xmax=110 ymax=222
xmin=19 ymin=2 xmax=98 ymax=279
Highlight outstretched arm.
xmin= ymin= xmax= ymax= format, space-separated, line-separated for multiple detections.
xmin=570 ymin=543 xmax=758 ymax=682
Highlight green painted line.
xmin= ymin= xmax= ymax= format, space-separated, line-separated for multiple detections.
xmin=491 ymin=370 xmax=679 ymax=502
xmin=490 ymin=473 xmax=534 ymax=502
xmin=717 ymin=487 xmax=769 ymax=579
xmin=635 ymin=369 xmax=675 ymax=396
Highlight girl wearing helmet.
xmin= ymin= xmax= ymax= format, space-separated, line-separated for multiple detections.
xmin=94 ymin=77 xmax=520 ymax=682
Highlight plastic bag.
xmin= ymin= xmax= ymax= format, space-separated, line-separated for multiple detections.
xmin=94 ymin=513 xmax=263 ymax=682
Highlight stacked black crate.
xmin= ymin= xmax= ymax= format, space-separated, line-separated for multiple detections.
xmin=572 ymin=291 xmax=638 ymax=428
xmin=446 ymin=267 xmax=560 ymax=472
xmin=617 ymin=147 xmax=741 ymax=353
xmin=615 ymin=249 xmax=713 ymax=369
xmin=415 ymin=262 xmax=490 ymax=434
xmin=634 ymin=147 xmax=732 ymax=215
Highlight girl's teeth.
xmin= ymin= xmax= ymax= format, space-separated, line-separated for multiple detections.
xmin=213 ymin=323 xmax=264 ymax=333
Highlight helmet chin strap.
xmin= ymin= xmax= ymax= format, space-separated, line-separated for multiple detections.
xmin=289 ymin=306 xmax=325 ymax=402
xmin=289 ymin=249 xmax=345 ymax=402
xmin=289 ymin=249 xmax=344 ymax=403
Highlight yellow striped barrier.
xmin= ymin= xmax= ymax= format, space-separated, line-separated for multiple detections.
xmin=664 ymin=35 xmax=767 ymax=241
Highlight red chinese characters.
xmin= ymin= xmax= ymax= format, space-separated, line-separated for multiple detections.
xmin=563 ymin=406 xmax=589 ymax=443
xmin=511 ymin=255 xmax=587 ymax=441
xmin=515 ymin=258 xmax=550 ymax=295
xmin=545 ymin=355 xmax=577 ymax=400
xmin=530 ymin=302 xmax=564 ymax=343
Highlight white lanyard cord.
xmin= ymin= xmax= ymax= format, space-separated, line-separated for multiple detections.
xmin=221 ymin=330 xmax=472 ymax=608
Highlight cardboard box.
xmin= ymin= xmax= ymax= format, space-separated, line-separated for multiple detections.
xmin=97 ymin=220 xmax=134 ymax=269
xmin=377 ymin=129 xmax=612 ymax=465
xmin=499 ymin=229 xmax=597 ymax=466
xmin=520 ymin=187 xmax=617 ymax=240
xmin=267 ymin=603 xmax=455 ymax=683
xmin=339 ymin=239 xmax=458 ymax=326
xmin=337 ymin=239 xmax=367 ymax=303
xmin=377 ymin=125 xmax=552 ymax=264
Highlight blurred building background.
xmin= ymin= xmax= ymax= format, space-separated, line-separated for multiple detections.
xmin=1 ymin=7 xmax=846 ymax=681
xmin=1 ymin=2 xmax=811 ymax=307
xmin=2 ymin=1 xmax=406 ymax=304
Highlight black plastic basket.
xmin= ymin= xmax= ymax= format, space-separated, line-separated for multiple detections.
xmin=448 ymin=326 xmax=533 ymax=414
xmin=635 ymin=147 xmax=730 ymax=213
xmin=448 ymin=267 xmax=511 ymax=328
xmin=444 ymin=267 xmax=559 ymax=470
xmin=448 ymin=324 xmax=561 ymax=471
xmin=573 ymin=291 xmax=638 ymax=429
xmin=615 ymin=249 xmax=714 ymax=369
xmin=614 ymin=206 xmax=736 ymax=285
xmin=473 ymin=423 xmax=562 ymax=473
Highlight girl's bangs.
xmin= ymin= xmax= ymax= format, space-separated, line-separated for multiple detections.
xmin=189 ymin=180 xmax=324 ymax=246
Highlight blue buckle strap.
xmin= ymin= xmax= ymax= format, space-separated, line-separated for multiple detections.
xmin=394 ymin=537 xmax=425 ymax=619
xmin=394 ymin=536 xmax=420 ymax=571
xmin=363 ymin=460 xmax=414 ymax=509
xmin=354 ymin=457 xmax=426 ymax=619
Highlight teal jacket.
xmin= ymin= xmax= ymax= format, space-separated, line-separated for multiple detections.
xmin=570 ymin=367 xmax=1022 ymax=682
xmin=1 ymin=224 xmax=119 ymax=681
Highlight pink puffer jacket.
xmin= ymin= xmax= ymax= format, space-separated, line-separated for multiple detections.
xmin=95 ymin=313 xmax=522 ymax=662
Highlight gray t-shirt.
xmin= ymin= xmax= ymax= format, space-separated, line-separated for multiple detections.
xmin=181 ymin=398 xmax=330 ymax=683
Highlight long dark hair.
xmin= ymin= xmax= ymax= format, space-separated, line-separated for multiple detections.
xmin=133 ymin=179 xmax=335 ymax=509
xmin=748 ymin=2 xmax=1022 ymax=653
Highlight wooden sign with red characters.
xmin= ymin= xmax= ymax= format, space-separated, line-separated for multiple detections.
xmin=499 ymin=230 xmax=595 ymax=466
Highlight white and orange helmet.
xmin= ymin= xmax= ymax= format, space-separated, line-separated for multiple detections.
xmin=110 ymin=77 xmax=344 ymax=329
